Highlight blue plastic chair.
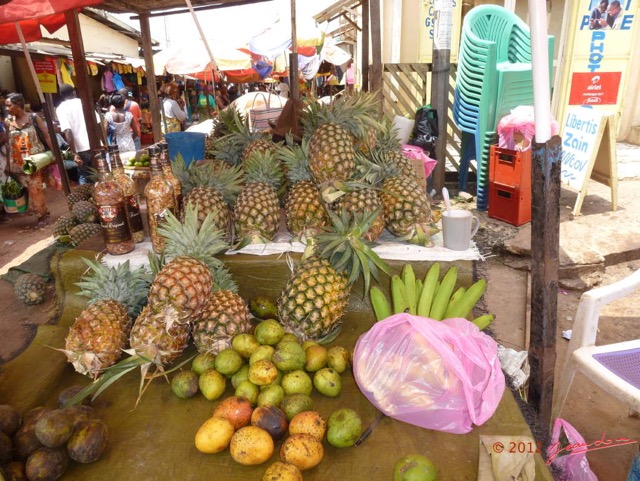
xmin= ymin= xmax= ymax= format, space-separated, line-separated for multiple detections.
xmin=453 ymin=5 xmax=554 ymax=209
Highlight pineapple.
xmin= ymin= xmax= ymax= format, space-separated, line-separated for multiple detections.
xmin=301 ymin=93 xmax=381 ymax=187
xmin=361 ymin=149 xmax=438 ymax=246
xmin=233 ymin=151 xmax=284 ymax=247
xmin=277 ymin=209 xmax=391 ymax=342
xmin=72 ymin=200 xmax=98 ymax=223
xmin=64 ymin=300 xmax=132 ymax=378
xmin=145 ymin=204 xmax=228 ymax=321
xmin=129 ymin=304 xmax=191 ymax=365
xmin=75 ymin=183 xmax=95 ymax=199
xmin=67 ymin=207 xmax=230 ymax=405
xmin=53 ymin=212 xmax=78 ymax=240
xmin=68 ymin=223 xmax=102 ymax=246
xmin=14 ymin=273 xmax=47 ymax=305
xmin=276 ymin=138 xmax=329 ymax=239
xmin=63 ymin=259 xmax=151 ymax=377
xmin=173 ymin=155 xmax=243 ymax=238
xmin=213 ymin=107 xmax=278 ymax=166
xmin=67 ymin=184 xmax=93 ymax=210
xmin=333 ymin=187 xmax=385 ymax=242
xmin=376 ymin=119 xmax=418 ymax=181
xmin=192 ymin=267 xmax=252 ymax=354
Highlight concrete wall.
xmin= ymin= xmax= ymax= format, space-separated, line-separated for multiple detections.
xmin=0 ymin=56 xmax=15 ymax=93
xmin=52 ymin=14 xmax=140 ymax=58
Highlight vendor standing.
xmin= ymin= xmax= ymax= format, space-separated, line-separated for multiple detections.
xmin=160 ymin=82 xmax=187 ymax=134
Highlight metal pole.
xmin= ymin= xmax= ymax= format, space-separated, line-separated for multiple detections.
xmin=15 ymin=22 xmax=70 ymax=195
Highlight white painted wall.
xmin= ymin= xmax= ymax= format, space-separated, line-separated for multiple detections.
xmin=49 ymin=14 xmax=140 ymax=58
xmin=0 ymin=56 xmax=16 ymax=92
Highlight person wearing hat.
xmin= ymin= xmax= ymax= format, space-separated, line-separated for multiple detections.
xmin=56 ymin=84 xmax=102 ymax=184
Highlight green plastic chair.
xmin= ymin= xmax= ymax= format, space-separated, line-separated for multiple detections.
xmin=453 ymin=5 xmax=554 ymax=209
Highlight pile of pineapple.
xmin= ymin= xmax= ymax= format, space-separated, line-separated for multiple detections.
xmin=53 ymin=184 xmax=102 ymax=247
xmin=177 ymin=92 xmax=438 ymax=249
xmin=61 ymin=93 xmax=439 ymax=403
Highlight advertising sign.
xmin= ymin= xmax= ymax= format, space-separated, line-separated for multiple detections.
xmin=418 ymin=0 xmax=462 ymax=63
xmin=561 ymin=106 xmax=618 ymax=214
xmin=554 ymin=0 xmax=638 ymax=130
xmin=33 ymin=58 xmax=57 ymax=94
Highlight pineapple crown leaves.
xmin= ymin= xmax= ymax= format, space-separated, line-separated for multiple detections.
xmin=243 ymin=150 xmax=284 ymax=190
xmin=178 ymin=159 xmax=244 ymax=204
xmin=313 ymin=208 xmax=391 ymax=294
xmin=354 ymin=149 xmax=401 ymax=186
xmin=376 ymin=118 xmax=404 ymax=152
xmin=157 ymin=204 xmax=229 ymax=273
xmin=75 ymin=258 xmax=152 ymax=318
xmin=211 ymin=266 xmax=238 ymax=294
xmin=212 ymin=135 xmax=244 ymax=167
xmin=225 ymin=105 xmax=249 ymax=133
xmin=275 ymin=136 xmax=313 ymax=184
xmin=301 ymin=92 xmax=382 ymax=141
xmin=61 ymin=349 xmax=195 ymax=408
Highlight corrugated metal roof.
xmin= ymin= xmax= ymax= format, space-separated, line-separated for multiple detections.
xmin=98 ymin=0 xmax=274 ymax=16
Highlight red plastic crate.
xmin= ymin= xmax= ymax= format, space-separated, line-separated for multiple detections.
xmin=489 ymin=145 xmax=531 ymax=190
xmin=488 ymin=181 xmax=531 ymax=226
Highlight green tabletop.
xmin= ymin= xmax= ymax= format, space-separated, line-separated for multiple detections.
xmin=0 ymin=247 xmax=554 ymax=481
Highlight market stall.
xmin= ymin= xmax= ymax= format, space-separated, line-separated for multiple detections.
xmin=0 ymin=241 xmax=554 ymax=481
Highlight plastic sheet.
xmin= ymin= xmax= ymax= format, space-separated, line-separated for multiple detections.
xmin=353 ymin=313 xmax=505 ymax=434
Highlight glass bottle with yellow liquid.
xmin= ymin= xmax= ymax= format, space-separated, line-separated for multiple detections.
xmin=93 ymin=151 xmax=135 ymax=255
xmin=108 ymin=145 xmax=145 ymax=243
xmin=159 ymin=142 xmax=183 ymax=218
xmin=144 ymin=145 xmax=176 ymax=253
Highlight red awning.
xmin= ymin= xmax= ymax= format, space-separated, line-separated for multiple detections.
xmin=0 ymin=0 xmax=102 ymax=44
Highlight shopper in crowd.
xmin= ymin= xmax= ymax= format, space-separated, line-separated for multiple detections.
xmin=105 ymin=92 xmax=138 ymax=155
xmin=56 ymin=84 xmax=102 ymax=184
xmin=3 ymin=93 xmax=52 ymax=228
xmin=109 ymin=87 xmax=142 ymax=150
xmin=215 ymin=85 xmax=231 ymax=110
xmin=197 ymin=84 xmax=216 ymax=121
xmin=160 ymin=82 xmax=187 ymax=134
xmin=228 ymin=85 xmax=240 ymax=102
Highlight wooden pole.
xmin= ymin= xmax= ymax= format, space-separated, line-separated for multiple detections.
xmin=369 ymin=0 xmax=382 ymax=102
xmin=290 ymin=0 xmax=299 ymax=100
xmin=361 ymin=0 xmax=370 ymax=92
xmin=528 ymin=135 xmax=561 ymax=431
xmin=139 ymin=13 xmax=162 ymax=143
xmin=64 ymin=10 xmax=101 ymax=156
xmin=14 ymin=23 xmax=70 ymax=195
xmin=430 ymin=1 xmax=453 ymax=192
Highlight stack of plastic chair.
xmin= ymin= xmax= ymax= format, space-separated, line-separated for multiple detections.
xmin=453 ymin=5 xmax=554 ymax=210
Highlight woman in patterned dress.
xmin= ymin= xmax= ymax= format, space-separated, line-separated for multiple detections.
xmin=3 ymin=93 xmax=52 ymax=228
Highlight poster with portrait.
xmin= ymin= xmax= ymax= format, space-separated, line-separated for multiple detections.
xmin=554 ymin=0 xmax=638 ymax=130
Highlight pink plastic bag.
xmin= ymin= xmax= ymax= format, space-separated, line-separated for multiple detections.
xmin=353 ymin=313 xmax=505 ymax=434
xmin=497 ymin=106 xmax=559 ymax=151
xmin=546 ymin=418 xmax=599 ymax=481
xmin=401 ymin=144 xmax=438 ymax=178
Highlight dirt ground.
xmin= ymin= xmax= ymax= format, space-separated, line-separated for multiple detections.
xmin=0 ymin=178 xmax=639 ymax=480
